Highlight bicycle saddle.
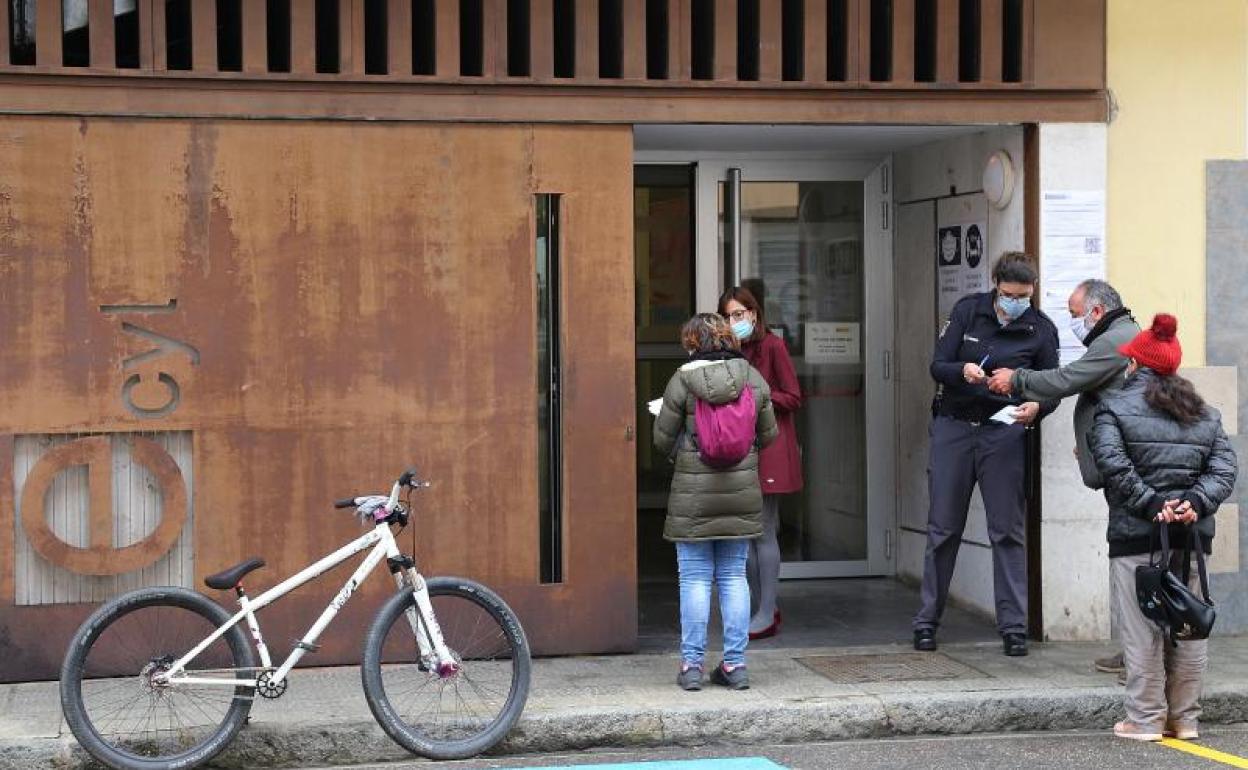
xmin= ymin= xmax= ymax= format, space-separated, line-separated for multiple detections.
xmin=204 ymin=557 xmax=266 ymax=590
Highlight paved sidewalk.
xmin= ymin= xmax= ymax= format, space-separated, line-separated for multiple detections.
xmin=5 ymin=638 xmax=1248 ymax=769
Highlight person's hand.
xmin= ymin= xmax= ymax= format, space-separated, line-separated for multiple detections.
xmin=1013 ymin=402 xmax=1040 ymax=426
xmin=963 ymin=363 xmax=987 ymax=384
xmin=1156 ymin=500 xmax=1197 ymax=524
xmin=987 ymin=368 xmax=1016 ymax=395
xmin=1073 ymin=446 xmax=1080 ymax=460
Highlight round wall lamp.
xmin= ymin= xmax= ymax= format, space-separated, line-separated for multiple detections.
xmin=982 ymin=150 xmax=1016 ymax=210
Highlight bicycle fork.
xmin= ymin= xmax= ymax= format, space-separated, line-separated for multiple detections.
xmin=388 ymin=557 xmax=455 ymax=675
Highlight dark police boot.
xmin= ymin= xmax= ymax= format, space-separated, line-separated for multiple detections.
xmin=913 ymin=628 xmax=937 ymax=652
xmin=1003 ymin=633 xmax=1029 ymax=657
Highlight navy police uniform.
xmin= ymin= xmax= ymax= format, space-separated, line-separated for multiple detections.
xmin=914 ymin=290 xmax=1060 ymax=638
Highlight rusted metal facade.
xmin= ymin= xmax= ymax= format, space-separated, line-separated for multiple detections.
xmin=0 ymin=0 xmax=1106 ymax=680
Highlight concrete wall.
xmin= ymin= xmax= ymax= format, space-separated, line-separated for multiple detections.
xmin=1204 ymin=162 xmax=1248 ymax=633
xmin=1036 ymin=124 xmax=1112 ymax=641
xmin=893 ymin=127 xmax=1027 ymax=621
xmin=1105 ymin=1 xmax=1248 ymax=632
xmin=1106 ymin=0 xmax=1248 ymax=366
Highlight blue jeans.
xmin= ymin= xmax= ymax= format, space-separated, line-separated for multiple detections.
xmin=675 ymin=539 xmax=751 ymax=668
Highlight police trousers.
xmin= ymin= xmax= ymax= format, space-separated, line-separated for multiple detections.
xmin=914 ymin=415 xmax=1028 ymax=636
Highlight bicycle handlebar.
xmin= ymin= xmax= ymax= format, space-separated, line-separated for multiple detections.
xmin=333 ymin=469 xmax=430 ymax=514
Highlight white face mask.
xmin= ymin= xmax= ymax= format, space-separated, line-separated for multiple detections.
xmin=1069 ymin=312 xmax=1092 ymax=343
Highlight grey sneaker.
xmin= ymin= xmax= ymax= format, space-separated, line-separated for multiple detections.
xmin=1095 ymin=651 xmax=1125 ymax=674
xmin=710 ymin=662 xmax=750 ymax=690
xmin=677 ymin=663 xmax=703 ymax=691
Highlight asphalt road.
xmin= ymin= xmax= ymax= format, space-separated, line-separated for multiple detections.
xmin=317 ymin=727 xmax=1248 ymax=770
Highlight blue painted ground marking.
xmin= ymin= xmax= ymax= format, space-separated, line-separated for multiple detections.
xmin=513 ymin=758 xmax=787 ymax=770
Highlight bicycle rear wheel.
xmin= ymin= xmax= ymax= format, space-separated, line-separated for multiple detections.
xmin=60 ymin=587 xmax=256 ymax=770
xmin=362 ymin=577 xmax=531 ymax=760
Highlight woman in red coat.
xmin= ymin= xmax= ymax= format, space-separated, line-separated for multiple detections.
xmin=719 ymin=286 xmax=804 ymax=638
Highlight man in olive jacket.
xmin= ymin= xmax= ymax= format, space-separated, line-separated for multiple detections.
xmin=988 ymin=279 xmax=1140 ymax=489
xmin=987 ymin=278 xmax=1140 ymax=673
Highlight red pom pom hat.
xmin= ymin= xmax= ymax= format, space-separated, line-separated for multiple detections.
xmin=1118 ymin=313 xmax=1182 ymax=376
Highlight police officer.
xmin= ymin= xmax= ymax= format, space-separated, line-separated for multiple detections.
xmin=913 ymin=252 xmax=1059 ymax=657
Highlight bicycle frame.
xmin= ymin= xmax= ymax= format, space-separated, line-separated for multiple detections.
xmin=159 ymin=519 xmax=452 ymax=689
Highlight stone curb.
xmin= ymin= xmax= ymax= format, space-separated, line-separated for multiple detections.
xmin=5 ymin=684 xmax=1246 ymax=769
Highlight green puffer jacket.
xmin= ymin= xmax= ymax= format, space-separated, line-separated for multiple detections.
xmin=653 ymin=354 xmax=779 ymax=541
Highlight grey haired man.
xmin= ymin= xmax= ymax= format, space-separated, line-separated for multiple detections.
xmin=987 ymin=278 xmax=1141 ymax=675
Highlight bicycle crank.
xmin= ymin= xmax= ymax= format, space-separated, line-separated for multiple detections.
xmin=257 ymin=671 xmax=289 ymax=699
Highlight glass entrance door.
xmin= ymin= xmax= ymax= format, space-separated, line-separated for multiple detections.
xmin=696 ymin=160 xmax=895 ymax=577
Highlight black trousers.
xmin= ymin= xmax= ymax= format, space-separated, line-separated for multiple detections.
xmin=914 ymin=415 xmax=1028 ymax=636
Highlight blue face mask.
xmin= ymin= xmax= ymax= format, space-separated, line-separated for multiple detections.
xmin=998 ymin=295 xmax=1031 ymax=322
xmin=731 ymin=319 xmax=754 ymax=340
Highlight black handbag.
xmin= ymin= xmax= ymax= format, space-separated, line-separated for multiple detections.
xmin=1135 ymin=523 xmax=1216 ymax=646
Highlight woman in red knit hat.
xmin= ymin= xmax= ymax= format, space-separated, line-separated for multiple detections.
xmin=1088 ymin=313 xmax=1238 ymax=742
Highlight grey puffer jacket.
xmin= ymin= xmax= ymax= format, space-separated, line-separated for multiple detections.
xmin=1087 ymin=368 xmax=1238 ymax=557
xmin=653 ymin=354 xmax=779 ymax=541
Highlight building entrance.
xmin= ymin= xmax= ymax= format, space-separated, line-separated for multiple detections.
xmin=634 ymin=151 xmax=895 ymax=586
xmin=632 ymin=123 xmax=1025 ymax=649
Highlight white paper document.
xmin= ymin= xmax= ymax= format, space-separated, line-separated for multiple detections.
xmin=648 ymin=398 xmax=663 ymax=417
xmin=990 ymin=405 xmax=1020 ymax=425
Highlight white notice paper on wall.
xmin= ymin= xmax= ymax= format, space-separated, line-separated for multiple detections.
xmin=805 ymin=322 xmax=860 ymax=364
xmin=1040 ymin=190 xmax=1106 ymax=364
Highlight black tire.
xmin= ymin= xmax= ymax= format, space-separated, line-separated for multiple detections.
xmin=361 ymin=577 xmax=531 ymax=760
xmin=60 ymin=587 xmax=257 ymax=770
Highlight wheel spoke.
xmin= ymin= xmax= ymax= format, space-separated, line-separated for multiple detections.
xmin=64 ymin=592 xmax=251 ymax=765
xmin=365 ymin=582 xmax=528 ymax=757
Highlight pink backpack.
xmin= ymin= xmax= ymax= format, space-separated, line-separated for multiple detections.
xmin=693 ymin=386 xmax=757 ymax=468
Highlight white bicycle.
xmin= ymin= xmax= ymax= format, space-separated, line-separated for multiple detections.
xmin=59 ymin=469 xmax=531 ymax=770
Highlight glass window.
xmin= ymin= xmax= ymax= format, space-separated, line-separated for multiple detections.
xmin=537 ymin=195 xmax=563 ymax=584
xmin=721 ymin=180 xmax=867 ymax=562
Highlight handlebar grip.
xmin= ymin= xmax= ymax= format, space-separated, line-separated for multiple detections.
xmin=333 ymin=497 xmax=356 ymax=509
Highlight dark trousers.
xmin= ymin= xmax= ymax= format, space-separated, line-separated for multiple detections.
xmin=914 ymin=415 xmax=1028 ymax=636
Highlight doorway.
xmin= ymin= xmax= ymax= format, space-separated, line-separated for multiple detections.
xmin=635 ymin=157 xmax=896 ymax=585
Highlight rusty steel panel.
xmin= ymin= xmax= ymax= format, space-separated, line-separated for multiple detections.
xmin=574 ymin=0 xmax=598 ymax=79
xmin=759 ymin=0 xmax=781 ymax=81
xmin=0 ymin=1 xmax=8 ymax=66
xmin=291 ymin=0 xmax=316 ymax=73
xmin=670 ymin=0 xmax=691 ymax=80
xmin=713 ymin=0 xmax=735 ymax=80
xmin=936 ymin=0 xmax=958 ymax=83
xmin=621 ymin=0 xmax=646 ymax=79
xmin=35 ymin=0 xmax=62 ymax=66
xmin=243 ymin=0 xmax=268 ymax=73
xmin=891 ymin=0 xmax=914 ymax=84
xmin=1032 ymin=0 xmax=1103 ymax=89
xmin=191 ymin=1 xmax=216 ymax=70
xmin=88 ymin=0 xmax=114 ymax=68
xmin=802 ymin=0 xmax=825 ymax=82
xmin=0 ymin=118 xmax=636 ymax=680
xmin=388 ymin=0 xmax=414 ymax=76
xmin=980 ymin=0 xmax=1003 ymax=85
xmin=435 ymin=0 xmax=459 ymax=76
xmin=150 ymin=0 xmax=167 ymax=70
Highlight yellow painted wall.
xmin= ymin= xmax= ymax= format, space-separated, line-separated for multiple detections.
xmin=1107 ymin=0 xmax=1247 ymax=365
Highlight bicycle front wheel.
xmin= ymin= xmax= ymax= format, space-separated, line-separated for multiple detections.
xmin=59 ymin=587 xmax=257 ymax=770
xmin=362 ymin=577 xmax=531 ymax=760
